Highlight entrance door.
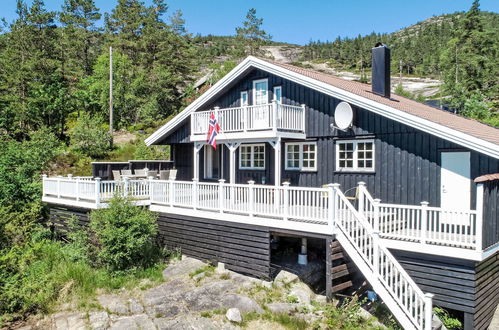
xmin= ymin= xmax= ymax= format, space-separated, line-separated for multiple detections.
xmin=204 ymin=145 xmax=220 ymax=179
xmin=440 ymin=152 xmax=470 ymax=210
xmin=252 ymin=79 xmax=269 ymax=128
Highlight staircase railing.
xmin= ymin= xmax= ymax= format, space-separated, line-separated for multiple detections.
xmin=333 ymin=184 xmax=433 ymax=330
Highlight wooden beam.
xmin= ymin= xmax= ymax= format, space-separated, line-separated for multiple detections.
xmin=326 ymin=238 xmax=333 ymax=300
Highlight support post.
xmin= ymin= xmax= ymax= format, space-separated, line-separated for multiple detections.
xmin=169 ymin=179 xmax=174 ymax=206
xmin=243 ymin=105 xmax=248 ymax=132
xmin=328 ymin=183 xmax=340 ymax=232
xmin=298 ymin=238 xmax=308 ymax=265
xmin=272 ymin=138 xmax=282 ymax=187
xmin=301 ymin=104 xmax=306 ymax=132
xmin=282 ymin=182 xmax=290 ymax=221
xmin=76 ymin=177 xmax=80 ymax=201
xmin=272 ymin=100 xmax=278 ymax=132
xmin=325 ymin=237 xmax=333 ymax=300
xmin=57 ymin=175 xmax=63 ymax=198
xmin=42 ymin=174 xmax=47 ymax=197
xmin=373 ymin=198 xmax=381 ymax=232
xmin=193 ymin=143 xmax=202 ymax=181
xmin=192 ymin=178 xmax=198 ymax=210
xmin=420 ymin=201 xmax=429 ymax=244
xmin=357 ymin=181 xmax=366 ymax=216
xmin=148 ymin=176 xmax=154 ymax=202
xmin=95 ymin=177 xmax=101 ymax=205
xmin=424 ymin=293 xmax=434 ymax=330
xmin=123 ymin=176 xmax=129 ymax=197
xmin=372 ymin=231 xmax=380 ymax=274
xmin=218 ymin=179 xmax=225 ymax=213
xmin=248 ymin=180 xmax=255 ymax=217
xmin=476 ymin=183 xmax=484 ymax=251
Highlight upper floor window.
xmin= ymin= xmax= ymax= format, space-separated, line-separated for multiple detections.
xmin=285 ymin=142 xmax=317 ymax=171
xmin=240 ymin=91 xmax=248 ymax=106
xmin=253 ymin=79 xmax=268 ymax=105
xmin=336 ymin=139 xmax=375 ymax=172
xmin=273 ymin=86 xmax=282 ymax=103
xmin=239 ymin=144 xmax=265 ymax=170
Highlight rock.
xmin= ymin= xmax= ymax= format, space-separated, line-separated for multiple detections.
xmin=289 ymin=288 xmax=311 ymax=305
xmin=274 ymin=270 xmax=299 ymax=287
xmin=314 ymin=294 xmax=328 ymax=304
xmin=267 ymin=302 xmax=297 ymax=314
xmin=226 ymin=308 xmax=242 ymax=323
xmin=97 ymin=294 xmax=129 ymax=315
xmin=216 ymin=262 xmax=226 ymax=273
xmin=109 ymin=314 xmax=155 ymax=330
xmin=147 ymin=302 xmax=187 ymax=318
xmin=162 ymin=257 xmax=207 ymax=280
xmin=192 ymin=271 xmax=205 ymax=281
xmin=154 ymin=315 xmax=236 ymax=330
xmin=221 ymin=294 xmax=264 ymax=314
xmin=260 ymin=280 xmax=273 ymax=289
xmin=128 ymin=298 xmax=144 ymax=314
xmin=142 ymin=279 xmax=192 ymax=307
xmin=52 ymin=312 xmax=86 ymax=330
xmin=88 ymin=311 xmax=110 ymax=330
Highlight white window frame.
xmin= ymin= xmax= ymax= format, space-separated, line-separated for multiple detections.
xmin=335 ymin=139 xmax=375 ymax=172
xmin=252 ymin=78 xmax=268 ymax=105
xmin=285 ymin=142 xmax=317 ymax=172
xmin=239 ymin=143 xmax=266 ymax=170
xmin=240 ymin=91 xmax=248 ymax=106
xmin=273 ymin=86 xmax=282 ymax=103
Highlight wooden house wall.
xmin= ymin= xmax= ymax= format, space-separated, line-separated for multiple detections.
xmin=482 ymin=180 xmax=499 ymax=249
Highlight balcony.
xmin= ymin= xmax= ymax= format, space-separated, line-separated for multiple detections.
xmin=190 ymin=102 xmax=306 ymax=141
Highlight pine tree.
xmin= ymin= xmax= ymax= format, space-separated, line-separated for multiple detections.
xmin=235 ymin=8 xmax=272 ymax=55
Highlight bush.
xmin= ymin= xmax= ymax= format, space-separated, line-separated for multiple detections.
xmin=434 ymin=307 xmax=463 ymax=330
xmin=68 ymin=112 xmax=111 ymax=158
xmin=90 ymin=196 xmax=158 ymax=271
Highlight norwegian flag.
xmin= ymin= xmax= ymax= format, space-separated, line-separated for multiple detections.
xmin=206 ymin=112 xmax=221 ymax=149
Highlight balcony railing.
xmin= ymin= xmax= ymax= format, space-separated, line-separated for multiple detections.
xmin=191 ymin=102 xmax=305 ymax=136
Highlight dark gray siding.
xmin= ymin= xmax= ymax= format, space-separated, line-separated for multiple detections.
xmin=473 ymin=252 xmax=499 ymax=330
xmin=482 ymin=180 xmax=499 ymax=249
xmin=173 ymin=143 xmax=193 ymax=181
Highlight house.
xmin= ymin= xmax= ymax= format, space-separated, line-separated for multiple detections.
xmin=42 ymin=45 xmax=499 ymax=330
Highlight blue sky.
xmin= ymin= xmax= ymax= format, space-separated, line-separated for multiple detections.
xmin=2 ymin=0 xmax=498 ymax=45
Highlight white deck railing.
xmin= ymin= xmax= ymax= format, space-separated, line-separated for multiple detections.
xmin=191 ymin=102 xmax=305 ymax=136
xmin=357 ymin=182 xmax=482 ymax=250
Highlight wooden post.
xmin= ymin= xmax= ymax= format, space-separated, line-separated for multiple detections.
xmin=123 ymin=176 xmax=129 ymax=197
xmin=373 ymin=198 xmax=381 ymax=232
xmin=248 ymin=180 xmax=255 ymax=217
xmin=218 ymin=179 xmax=225 ymax=213
xmin=325 ymin=237 xmax=333 ymax=300
xmin=193 ymin=143 xmax=201 ymax=181
xmin=273 ymin=138 xmax=281 ymax=187
xmin=282 ymin=182 xmax=290 ymax=221
xmin=372 ymin=231 xmax=380 ymax=274
xmin=301 ymin=104 xmax=306 ymax=132
xmin=476 ymin=183 xmax=484 ymax=251
xmin=424 ymin=293 xmax=434 ymax=330
xmin=243 ymin=104 xmax=248 ymax=132
xmin=420 ymin=201 xmax=429 ymax=244
xmin=329 ymin=183 xmax=340 ymax=232
xmin=272 ymin=100 xmax=278 ymax=132
xmin=169 ymin=179 xmax=174 ymax=207
xmin=192 ymin=178 xmax=198 ymax=210
xmin=148 ymin=176 xmax=154 ymax=202
xmin=357 ymin=181 xmax=366 ymax=217
xmin=95 ymin=177 xmax=101 ymax=205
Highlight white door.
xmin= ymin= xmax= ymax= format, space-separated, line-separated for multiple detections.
xmin=252 ymin=79 xmax=268 ymax=128
xmin=440 ymin=152 xmax=470 ymax=210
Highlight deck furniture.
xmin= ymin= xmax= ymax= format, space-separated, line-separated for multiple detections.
xmin=121 ymin=169 xmax=132 ymax=176
xmin=159 ymin=170 xmax=170 ymax=180
xmin=134 ymin=169 xmax=147 ymax=176
xmin=112 ymin=170 xmax=121 ymax=181
xmin=147 ymin=170 xmax=158 ymax=178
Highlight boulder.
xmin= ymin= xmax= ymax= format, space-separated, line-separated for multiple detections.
xmin=289 ymin=288 xmax=311 ymax=305
xmin=274 ymin=270 xmax=299 ymax=287
xmin=88 ymin=311 xmax=110 ymax=330
xmin=267 ymin=303 xmax=297 ymax=314
xmin=221 ymin=294 xmax=263 ymax=314
xmin=226 ymin=308 xmax=242 ymax=323
xmin=162 ymin=257 xmax=207 ymax=280
xmin=97 ymin=294 xmax=129 ymax=315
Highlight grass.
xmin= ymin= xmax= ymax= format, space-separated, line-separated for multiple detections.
xmin=200 ymin=308 xmax=227 ymax=318
xmin=240 ymin=310 xmax=308 ymax=330
xmin=189 ymin=265 xmax=215 ymax=281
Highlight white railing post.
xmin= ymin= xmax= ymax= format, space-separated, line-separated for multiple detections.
xmin=329 ymin=183 xmax=340 ymax=232
xmin=357 ymin=181 xmax=366 ymax=216
xmin=272 ymin=100 xmax=278 ymax=132
xmin=169 ymin=179 xmax=174 ymax=206
xmin=301 ymin=104 xmax=306 ymax=132
xmin=243 ymin=105 xmax=248 ymax=132
xmin=282 ymin=182 xmax=290 ymax=221
xmin=57 ymin=175 xmax=62 ymax=198
xmin=192 ymin=178 xmax=198 ymax=210
xmin=420 ymin=201 xmax=429 ymax=245
xmin=123 ymin=176 xmax=129 ymax=197
xmin=214 ymin=106 xmax=220 ymax=131
xmin=148 ymin=176 xmax=154 ymax=202
xmin=424 ymin=293 xmax=434 ymax=330
xmin=373 ymin=198 xmax=381 ymax=232
xmin=372 ymin=231 xmax=380 ymax=274
xmin=248 ymin=180 xmax=255 ymax=217
xmin=42 ymin=174 xmax=47 ymax=197
xmin=476 ymin=183 xmax=484 ymax=251
xmin=218 ymin=179 xmax=225 ymax=213
xmin=95 ymin=177 xmax=101 ymax=205
xmin=76 ymin=177 xmax=80 ymax=201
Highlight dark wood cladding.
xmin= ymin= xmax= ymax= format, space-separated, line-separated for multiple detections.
xmin=49 ymin=205 xmax=90 ymax=233
xmin=173 ymin=143 xmax=193 ymax=181
xmin=157 ymin=213 xmax=271 ymax=280
xmin=482 ymin=180 xmax=499 ymax=249
xmin=392 ymin=250 xmax=499 ymax=330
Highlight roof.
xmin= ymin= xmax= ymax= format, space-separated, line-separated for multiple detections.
xmin=474 ymin=174 xmax=499 ymax=183
xmin=145 ymin=56 xmax=499 ymax=159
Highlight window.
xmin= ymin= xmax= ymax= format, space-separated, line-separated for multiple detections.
xmin=336 ymin=139 xmax=374 ymax=172
xmin=252 ymin=79 xmax=268 ymax=105
xmin=239 ymin=144 xmax=265 ymax=170
xmin=273 ymin=86 xmax=282 ymax=103
xmin=240 ymin=91 xmax=248 ymax=106
xmin=285 ymin=142 xmax=317 ymax=171
xmin=204 ymin=145 xmax=220 ymax=179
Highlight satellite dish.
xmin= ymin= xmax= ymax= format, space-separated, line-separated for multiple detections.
xmin=334 ymin=102 xmax=354 ymax=130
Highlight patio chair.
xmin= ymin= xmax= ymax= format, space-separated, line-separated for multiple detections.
xmin=121 ymin=169 xmax=132 ymax=176
xmin=112 ymin=170 xmax=121 ymax=181
xmin=134 ymin=168 xmax=147 ymax=176
xmin=159 ymin=170 xmax=170 ymax=180
xmin=147 ymin=170 xmax=158 ymax=178
xmin=169 ymin=169 xmax=177 ymax=180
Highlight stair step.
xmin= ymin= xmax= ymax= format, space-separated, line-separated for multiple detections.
xmin=331 ymin=252 xmax=345 ymax=261
xmin=331 ymin=262 xmax=355 ymax=275
xmin=331 ymin=240 xmax=341 ymax=248
xmin=332 ymin=280 xmax=353 ymax=293
xmin=332 ymin=245 xmax=343 ymax=254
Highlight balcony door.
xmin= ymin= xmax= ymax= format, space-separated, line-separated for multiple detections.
xmin=204 ymin=145 xmax=221 ymax=180
xmin=440 ymin=151 xmax=470 ymax=211
xmin=252 ymin=79 xmax=268 ymax=128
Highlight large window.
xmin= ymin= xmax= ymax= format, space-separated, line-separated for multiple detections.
xmin=240 ymin=91 xmax=248 ymax=106
xmin=239 ymin=144 xmax=265 ymax=170
xmin=336 ymin=139 xmax=374 ymax=172
xmin=285 ymin=142 xmax=317 ymax=171
xmin=252 ymin=79 xmax=268 ymax=105
xmin=273 ymin=86 xmax=282 ymax=103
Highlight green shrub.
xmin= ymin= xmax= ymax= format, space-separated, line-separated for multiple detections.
xmin=90 ymin=196 xmax=158 ymax=271
xmin=69 ymin=112 xmax=111 ymax=158
xmin=434 ymin=307 xmax=463 ymax=330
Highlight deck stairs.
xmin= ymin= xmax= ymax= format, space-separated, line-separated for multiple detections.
xmin=332 ymin=185 xmax=433 ymax=330
xmin=330 ymin=240 xmax=359 ymax=294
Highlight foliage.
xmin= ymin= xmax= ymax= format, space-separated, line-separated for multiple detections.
xmin=434 ymin=307 xmax=463 ymax=330
xmin=90 ymin=196 xmax=159 ymax=271
xmin=235 ymin=8 xmax=272 ymax=55
xmin=68 ymin=112 xmax=110 ymax=158
xmin=321 ymin=298 xmax=384 ymax=329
